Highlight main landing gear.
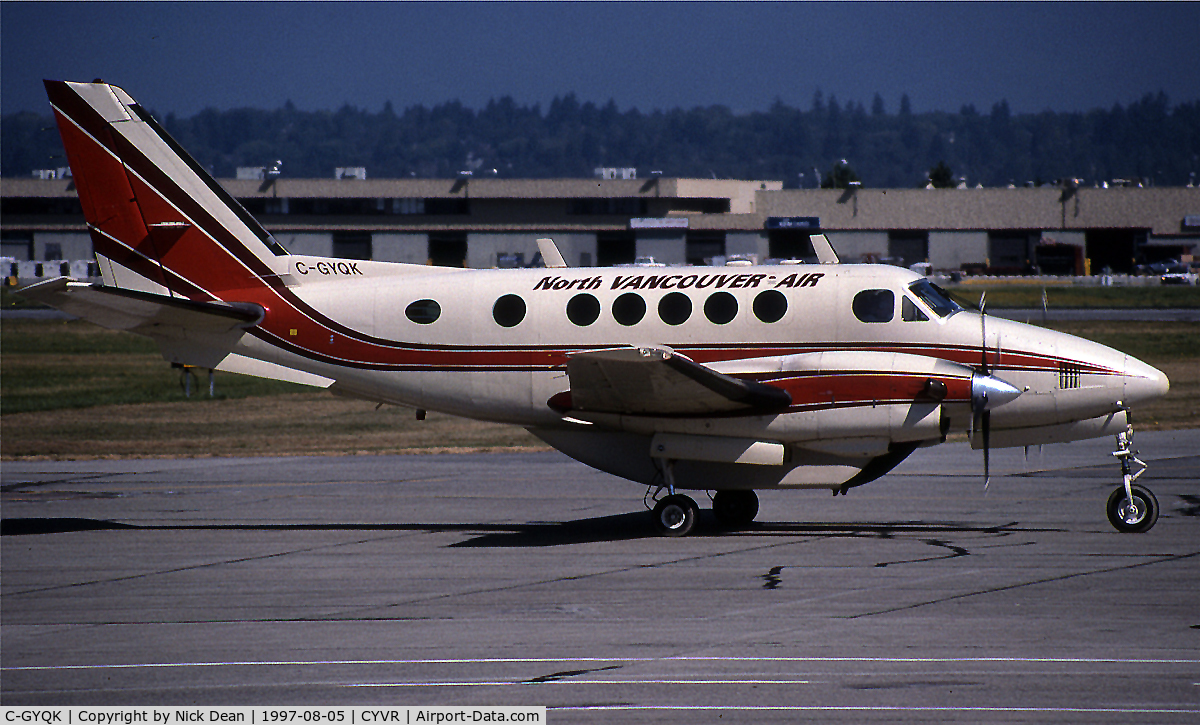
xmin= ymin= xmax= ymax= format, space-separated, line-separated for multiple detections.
xmin=647 ymin=458 xmax=760 ymax=537
xmin=647 ymin=458 xmax=699 ymax=536
xmin=1106 ymin=425 xmax=1158 ymax=533
xmin=651 ymin=494 xmax=699 ymax=537
xmin=712 ymin=490 xmax=760 ymax=528
xmin=648 ymin=490 xmax=761 ymax=537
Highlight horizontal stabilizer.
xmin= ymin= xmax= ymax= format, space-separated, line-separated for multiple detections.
xmin=552 ymin=345 xmax=792 ymax=416
xmin=16 ymin=277 xmax=263 ymax=335
xmin=216 ymin=353 xmax=334 ymax=388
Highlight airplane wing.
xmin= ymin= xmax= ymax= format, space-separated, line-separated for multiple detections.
xmin=16 ymin=277 xmax=263 ymax=334
xmin=549 ymin=345 xmax=792 ymax=416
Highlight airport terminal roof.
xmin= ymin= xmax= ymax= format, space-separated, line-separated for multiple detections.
xmin=3 ymin=177 xmax=1197 ymax=237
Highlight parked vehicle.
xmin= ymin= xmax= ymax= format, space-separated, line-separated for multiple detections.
xmin=1160 ymin=265 xmax=1198 ymax=285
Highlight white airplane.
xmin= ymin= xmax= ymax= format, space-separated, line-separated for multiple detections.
xmin=21 ymin=80 xmax=1170 ymax=536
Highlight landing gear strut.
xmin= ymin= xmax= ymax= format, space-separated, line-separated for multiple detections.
xmin=1106 ymin=425 xmax=1158 ymax=533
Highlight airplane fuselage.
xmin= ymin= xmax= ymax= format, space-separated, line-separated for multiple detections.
xmin=27 ymin=79 xmax=1170 ymax=534
xmin=220 ymin=259 xmax=1165 ymax=455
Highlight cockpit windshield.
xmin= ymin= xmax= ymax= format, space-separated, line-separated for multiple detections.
xmin=908 ymin=279 xmax=962 ymax=318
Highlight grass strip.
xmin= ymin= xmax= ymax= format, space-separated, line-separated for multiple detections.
xmin=2 ymin=318 xmax=1196 ymax=459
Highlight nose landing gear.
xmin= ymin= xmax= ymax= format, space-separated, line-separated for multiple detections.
xmin=1107 ymin=425 xmax=1158 ymax=533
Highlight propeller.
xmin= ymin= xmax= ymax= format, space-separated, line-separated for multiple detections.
xmin=970 ymin=291 xmax=1021 ymax=487
xmin=979 ymin=292 xmax=989 ymax=485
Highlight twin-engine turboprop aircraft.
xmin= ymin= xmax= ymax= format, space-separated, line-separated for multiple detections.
xmin=21 ymin=80 xmax=1170 ymax=536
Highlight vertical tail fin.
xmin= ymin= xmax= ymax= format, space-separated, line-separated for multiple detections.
xmin=45 ymin=80 xmax=288 ymax=301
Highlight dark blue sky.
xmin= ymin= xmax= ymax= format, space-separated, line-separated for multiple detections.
xmin=3 ymin=2 xmax=1198 ymax=117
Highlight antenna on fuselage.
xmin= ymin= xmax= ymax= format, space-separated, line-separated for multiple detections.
xmin=537 ymin=238 xmax=568 ymax=268
xmin=809 ymin=234 xmax=840 ymax=264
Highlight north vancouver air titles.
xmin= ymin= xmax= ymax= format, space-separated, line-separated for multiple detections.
xmin=533 ymin=271 xmax=824 ymax=292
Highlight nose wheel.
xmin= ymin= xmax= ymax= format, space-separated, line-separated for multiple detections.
xmin=1106 ymin=484 xmax=1158 ymax=533
xmin=1107 ymin=425 xmax=1158 ymax=533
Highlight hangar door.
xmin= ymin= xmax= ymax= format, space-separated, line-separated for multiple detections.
xmin=429 ymin=232 xmax=467 ymax=267
xmin=597 ymin=231 xmax=636 ymax=267
xmin=888 ymin=231 xmax=929 ymax=267
xmin=686 ymin=231 xmax=726 ymax=265
xmin=988 ymin=231 xmax=1036 ymax=274
xmin=768 ymin=229 xmax=815 ymax=261
xmin=1085 ymin=229 xmax=1142 ymax=274
xmin=333 ymin=231 xmax=372 ymax=260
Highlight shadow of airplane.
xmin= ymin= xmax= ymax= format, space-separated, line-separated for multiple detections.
xmin=1 ymin=514 xmax=1044 ymax=547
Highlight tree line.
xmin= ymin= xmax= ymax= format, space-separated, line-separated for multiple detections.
xmin=4 ymin=91 xmax=1197 ymax=188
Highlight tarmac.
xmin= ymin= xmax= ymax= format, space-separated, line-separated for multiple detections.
xmin=2 ymin=429 xmax=1198 ymax=722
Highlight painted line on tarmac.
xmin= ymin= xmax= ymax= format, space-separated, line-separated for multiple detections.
xmin=347 ymin=679 xmax=815 ymax=687
xmin=6 ymin=655 xmax=1199 ymax=671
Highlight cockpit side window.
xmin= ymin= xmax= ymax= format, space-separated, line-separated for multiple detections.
xmin=852 ymin=289 xmax=894 ymax=323
xmin=908 ymin=279 xmax=962 ymax=318
xmin=902 ymin=296 xmax=929 ymax=321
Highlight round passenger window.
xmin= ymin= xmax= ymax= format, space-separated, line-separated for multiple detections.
xmin=566 ymin=293 xmax=601 ymax=326
xmin=853 ymin=289 xmax=895 ymax=323
xmin=658 ymin=292 xmax=692 ymax=326
xmin=405 ymin=299 xmax=441 ymax=325
xmin=612 ymin=293 xmax=646 ymax=326
xmin=703 ymin=292 xmax=738 ymax=325
xmin=753 ymin=289 xmax=787 ymax=323
xmin=492 ymin=294 xmax=526 ymax=327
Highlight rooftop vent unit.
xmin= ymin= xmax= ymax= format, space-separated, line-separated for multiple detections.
xmin=594 ymin=167 xmax=637 ymax=180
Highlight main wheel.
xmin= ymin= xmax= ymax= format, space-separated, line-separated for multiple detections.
xmin=712 ymin=490 xmax=759 ymax=529
xmin=1106 ymin=484 xmax=1159 ymax=533
xmin=652 ymin=494 xmax=698 ymax=537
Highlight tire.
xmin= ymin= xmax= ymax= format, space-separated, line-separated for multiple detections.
xmin=712 ymin=490 xmax=759 ymax=529
xmin=652 ymin=494 xmax=698 ymax=537
xmin=1106 ymin=484 xmax=1159 ymax=533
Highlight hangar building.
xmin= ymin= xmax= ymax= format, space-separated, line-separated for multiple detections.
xmin=3 ymin=175 xmax=1197 ymax=278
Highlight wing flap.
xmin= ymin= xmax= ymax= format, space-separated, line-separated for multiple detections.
xmin=558 ymin=346 xmax=791 ymax=416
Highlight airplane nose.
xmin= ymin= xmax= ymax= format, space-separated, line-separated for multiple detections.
xmin=1123 ymin=355 xmax=1169 ymax=407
